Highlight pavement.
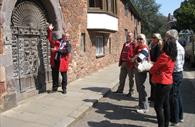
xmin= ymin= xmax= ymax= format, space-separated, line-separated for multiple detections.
xmin=0 ymin=63 xmax=120 ymax=127
xmin=0 ymin=63 xmax=194 ymax=127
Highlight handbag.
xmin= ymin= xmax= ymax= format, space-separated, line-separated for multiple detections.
xmin=137 ymin=60 xmax=153 ymax=72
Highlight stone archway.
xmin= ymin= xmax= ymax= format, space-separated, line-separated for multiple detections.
xmin=0 ymin=0 xmax=65 ymax=109
xmin=11 ymin=1 xmax=49 ymax=93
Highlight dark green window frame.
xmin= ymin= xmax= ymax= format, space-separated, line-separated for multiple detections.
xmin=88 ymin=0 xmax=117 ymax=16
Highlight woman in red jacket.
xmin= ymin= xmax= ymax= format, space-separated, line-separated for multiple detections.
xmin=47 ymin=24 xmax=71 ymax=94
xmin=150 ymin=38 xmax=177 ymax=127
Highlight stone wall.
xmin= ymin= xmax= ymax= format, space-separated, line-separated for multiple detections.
xmin=0 ymin=1 xmax=6 ymax=107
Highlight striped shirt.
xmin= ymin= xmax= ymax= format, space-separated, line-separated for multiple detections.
xmin=174 ymin=41 xmax=185 ymax=72
xmin=137 ymin=46 xmax=149 ymax=62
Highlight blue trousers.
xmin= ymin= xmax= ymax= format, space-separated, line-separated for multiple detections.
xmin=169 ymin=72 xmax=183 ymax=123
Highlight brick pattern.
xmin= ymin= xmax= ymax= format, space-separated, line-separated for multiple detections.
xmin=0 ymin=0 xmax=141 ymax=109
xmin=60 ymin=0 xmax=141 ymax=82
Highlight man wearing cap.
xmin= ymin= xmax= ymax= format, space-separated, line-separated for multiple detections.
xmin=114 ymin=32 xmax=137 ymax=97
xmin=47 ymin=24 xmax=71 ymax=94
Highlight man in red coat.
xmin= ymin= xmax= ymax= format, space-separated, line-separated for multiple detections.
xmin=47 ymin=24 xmax=71 ymax=94
xmin=114 ymin=32 xmax=137 ymax=97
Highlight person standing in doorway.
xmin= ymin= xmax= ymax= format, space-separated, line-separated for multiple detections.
xmin=114 ymin=32 xmax=137 ymax=97
xmin=47 ymin=24 xmax=71 ymax=94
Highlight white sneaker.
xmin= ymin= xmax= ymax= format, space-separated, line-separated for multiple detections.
xmin=180 ymin=119 xmax=184 ymax=123
xmin=136 ymin=109 xmax=149 ymax=114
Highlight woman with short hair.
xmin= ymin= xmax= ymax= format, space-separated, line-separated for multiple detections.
xmin=133 ymin=33 xmax=149 ymax=113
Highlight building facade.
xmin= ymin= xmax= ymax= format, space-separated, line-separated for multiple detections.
xmin=0 ymin=0 xmax=141 ymax=111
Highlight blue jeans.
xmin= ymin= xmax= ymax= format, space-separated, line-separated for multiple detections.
xmin=169 ymin=72 xmax=183 ymax=123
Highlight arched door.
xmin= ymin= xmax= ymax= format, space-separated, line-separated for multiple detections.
xmin=11 ymin=1 xmax=50 ymax=93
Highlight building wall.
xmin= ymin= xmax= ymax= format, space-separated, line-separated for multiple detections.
xmin=0 ymin=0 xmax=141 ymax=111
xmin=59 ymin=0 xmax=141 ymax=81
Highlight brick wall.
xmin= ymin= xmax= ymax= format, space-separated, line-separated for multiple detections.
xmin=0 ymin=0 xmax=141 ymax=108
xmin=59 ymin=0 xmax=140 ymax=82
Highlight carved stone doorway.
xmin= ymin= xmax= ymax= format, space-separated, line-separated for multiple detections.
xmin=11 ymin=1 xmax=51 ymax=93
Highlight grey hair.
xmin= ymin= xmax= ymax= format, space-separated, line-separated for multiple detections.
xmin=166 ymin=29 xmax=179 ymax=40
xmin=138 ymin=33 xmax=147 ymax=44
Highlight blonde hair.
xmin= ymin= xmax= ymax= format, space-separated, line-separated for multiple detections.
xmin=153 ymin=33 xmax=163 ymax=46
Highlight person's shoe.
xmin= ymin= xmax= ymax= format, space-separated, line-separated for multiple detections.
xmin=148 ymin=97 xmax=154 ymax=102
xmin=48 ymin=89 xmax=57 ymax=93
xmin=113 ymin=90 xmax=123 ymax=94
xmin=136 ymin=109 xmax=149 ymax=114
xmin=179 ymin=119 xmax=184 ymax=123
xmin=62 ymin=90 xmax=67 ymax=94
xmin=126 ymin=91 xmax=134 ymax=97
xmin=170 ymin=122 xmax=179 ymax=126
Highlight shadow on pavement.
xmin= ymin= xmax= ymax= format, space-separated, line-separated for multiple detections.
xmin=181 ymin=78 xmax=195 ymax=114
xmin=105 ymin=91 xmax=138 ymax=101
xmin=82 ymin=87 xmax=110 ymax=94
xmin=88 ymin=120 xmax=145 ymax=127
xmin=92 ymin=101 xmax=156 ymax=123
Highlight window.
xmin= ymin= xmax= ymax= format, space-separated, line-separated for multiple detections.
xmin=88 ymin=0 xmax=117 ymax=15
xmin=125 ymin=2 xmax=128 ymax=16
xmin=108 ymin=38 xmax=112 ymax=54
xmin=125 ymin=29 xmax=128 ymax=42
xmin=96 ymin=36 xmax=104 ymax=57
xmin=107 ymin=0 xmax=117 ymax=14
xmin=80 ymin=33 xmax=86 ymax=52
xmin=89 ymin=0 xmax=103 ymax=9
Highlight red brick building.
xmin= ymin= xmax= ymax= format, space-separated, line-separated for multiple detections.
xmin=0 ymin=0 xmax=141 ymax=111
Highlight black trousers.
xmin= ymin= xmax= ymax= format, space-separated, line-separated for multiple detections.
xmin=51 ymin=60 xmax=67 ymax=91
xmin=149 ymin=73 xmax=156 ymax=101
xmin=154 ymin=84 xmax=172 ymax=127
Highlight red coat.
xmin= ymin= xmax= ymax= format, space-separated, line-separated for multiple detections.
xmin=47 ymin=29 xmax=70 ymax=72
xmin=150 ymin=53 xmax=175 ymax=85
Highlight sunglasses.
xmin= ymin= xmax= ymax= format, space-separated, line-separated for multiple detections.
xmin=137 ymin=38 xmax=143 ymax=40
xmin=152 ymin=36 xmax=157 ymax=39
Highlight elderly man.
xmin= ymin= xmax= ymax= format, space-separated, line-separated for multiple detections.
xmin=165 ymin=29 xmax=185 ymax=126
xmin=114 ymin=32 xmax=137 ymax=97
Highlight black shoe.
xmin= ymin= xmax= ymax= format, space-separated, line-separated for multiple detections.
xmin=113 ymin=90 xmax=123 ymax=94
xmin=47 ymin=89 xmax=57 ymax=94
xmin=62 ymin=90 xmax=67 ymax=94
xmin=126 ymin=91 xmax=135 ymax=97
xmin=148 ymin=97 xmax=154 ymax=102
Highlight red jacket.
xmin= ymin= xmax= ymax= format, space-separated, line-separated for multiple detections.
xmin=119 ymin=41 xmax=136 ymax=68
xmin=150 ymin=53 xmax=175 ymax=85
xmin=47 ymin=29 xmax=71 ymax=72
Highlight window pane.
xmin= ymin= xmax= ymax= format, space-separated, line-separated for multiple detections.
xmin=89 ymin=0 xmax=95 ymax=7
xmin=96 ymin=36 xmax=104 ymax=56
xmin=89 ymin=0 xmax=103 ymax=9
xmin=80 ymin=33 xmax=85 ymax=52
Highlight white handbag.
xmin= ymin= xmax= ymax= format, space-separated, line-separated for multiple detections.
xmin=137 ymin=60 xmax=153 ymax=72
